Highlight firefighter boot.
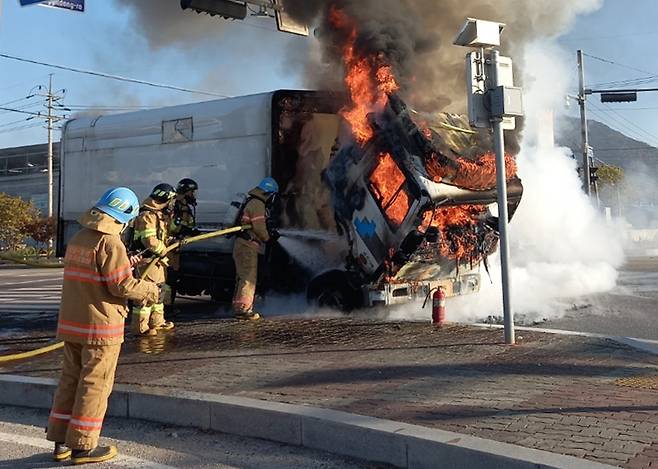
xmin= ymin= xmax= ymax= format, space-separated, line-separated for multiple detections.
xmin=149 ymin=303 xmax=174 ymax=331
xmin=70 ymin=445 xmax=118 ymax=465
xmin=131 ymin=305 xmax=155 ymax=335
xmin=53 ymin=442 xmax=71 ymax=462
xmin=234 ymin=310 xmax=262 ymax=321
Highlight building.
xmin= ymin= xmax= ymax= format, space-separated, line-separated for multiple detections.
xmin=0 ymin=143 xmax=60 ymax=215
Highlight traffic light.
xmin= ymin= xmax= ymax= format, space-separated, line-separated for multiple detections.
xmin=600 ymin=92 xmax=637 ymax=103
xmin=180 ymin=0 xmax=247 ymax=20
xmin=589 ymin=166 xmax=599 ymax=183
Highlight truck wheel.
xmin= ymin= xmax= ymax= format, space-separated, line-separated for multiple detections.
xmin=307 ymin=271 xmax=360 ymax=312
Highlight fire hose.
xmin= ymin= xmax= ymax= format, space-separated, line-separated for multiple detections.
xmin=0 ymin=225 xmax=251 ymax=364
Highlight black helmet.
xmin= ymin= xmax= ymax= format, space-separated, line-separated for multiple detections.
xmin=150 ymin=183 xmax=176 ymax=204
xmin=176 ymin=178 xmax=198 ymax=194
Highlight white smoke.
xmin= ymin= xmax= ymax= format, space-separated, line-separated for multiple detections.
xmin=438 ymin=41 xmax=625 ymax=323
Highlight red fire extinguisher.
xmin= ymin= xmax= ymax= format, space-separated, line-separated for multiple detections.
xmin=431 ymin=287 xmax=446 ymax=326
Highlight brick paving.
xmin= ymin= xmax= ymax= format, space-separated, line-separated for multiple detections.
xmin=2 ymin=319 xmax=657 ymax=467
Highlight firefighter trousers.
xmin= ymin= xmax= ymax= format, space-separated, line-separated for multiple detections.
xmin=231 ymin=243 xmax=258 ymax=314
xmin=47 ymin=342 xmax=121 ymax=450
xmin=131 ymin=302 xmax=167 ymax=334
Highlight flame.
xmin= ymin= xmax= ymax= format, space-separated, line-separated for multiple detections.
xmin=421 ymin=205 xmax=488 ymax=260
xmin=370 ymin=152 xmax=410 ymax=227
xmin=425 ymin=151 xmax=517 ymax=190
xmin=329 ymin=6 xmax=399 ymax=145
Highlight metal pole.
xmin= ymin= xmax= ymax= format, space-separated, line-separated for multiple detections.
xmin=490 ymin=49 xmax=515 ymax=345
xmin=47 ymin=74 xmax=54 ymax=251
xmin=578 ymin=50 xmax=591 ymax=196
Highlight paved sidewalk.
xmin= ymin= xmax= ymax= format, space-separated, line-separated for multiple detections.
xmin=2 ymin=319 xmax=658 ymax=468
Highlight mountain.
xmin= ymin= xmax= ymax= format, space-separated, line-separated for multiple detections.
xmin=556 ymin=117 xmax=658 ymax=174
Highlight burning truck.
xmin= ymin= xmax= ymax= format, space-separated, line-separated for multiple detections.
xmin=57 ymin=88 xmax=522 ymax=310
xmin=58 ymin=3 xmax=522 ymax=311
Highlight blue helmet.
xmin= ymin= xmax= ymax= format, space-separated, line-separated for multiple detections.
xmin=94 ymin=187 xmax=140 ymax=224
xmin=257 ymin=177 xmax=279 ymax=194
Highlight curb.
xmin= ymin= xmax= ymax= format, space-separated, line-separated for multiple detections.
xmin=470 ymin=323 xmax=658 ymax=356
xmin=0 ymin=374 xmax=614 ymax=469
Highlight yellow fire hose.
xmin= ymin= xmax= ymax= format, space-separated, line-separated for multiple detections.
xmin=0 ymin=225 xmax=251 ymax=364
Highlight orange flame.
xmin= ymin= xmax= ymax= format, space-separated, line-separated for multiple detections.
xmin=329 ymin=6 xmax=399 ymax=145
xmin=370 ymin=152 xmax=410 ymax=227
xmin=421 ymin=205 xmax=488 ymax=260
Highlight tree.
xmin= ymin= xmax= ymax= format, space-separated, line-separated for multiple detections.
xmin=0 ymin=192 xmax=39 ymax=250
xmin=26 ymin=216 xmax=57 ymax=246
xmin=596 ymin=164 xmax=624 ymax=186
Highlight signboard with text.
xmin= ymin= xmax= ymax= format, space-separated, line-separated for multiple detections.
xmin=19 ymin=0 xmax=84 ymax=12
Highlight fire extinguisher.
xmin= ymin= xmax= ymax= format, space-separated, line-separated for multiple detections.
xmin=428 ymin=287 xmax=446 ymax=326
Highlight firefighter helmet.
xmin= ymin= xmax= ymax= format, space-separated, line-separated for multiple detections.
xmin=95 ymin=187 xmax=139 ymax=224
xmin=176 ymin=178 xmax=198 ymax=194
xmin=257 ymin=177 xmax=279 ymax=194
xmin=150 ymin=183 xmax=176 ymax=204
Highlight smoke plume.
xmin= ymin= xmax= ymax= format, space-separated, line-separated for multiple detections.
xmin=281 ymin=0 xmax=602 ymax=113
xmin=114 ymin=0 xmax=228 ymax=48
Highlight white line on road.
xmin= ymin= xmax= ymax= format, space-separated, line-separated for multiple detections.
xmin=0 ymin=279 xmax=62 ymax=287
xmin=0 ymin=431 xmax=177 ymax=469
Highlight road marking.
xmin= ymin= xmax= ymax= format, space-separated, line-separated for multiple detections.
xmin=0 ymin=279 xmax=61 ymax=287
xmin=0 ymin=431 xmax=177 ymax=469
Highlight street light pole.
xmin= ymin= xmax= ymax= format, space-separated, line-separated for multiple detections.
xmin=577 ymin=50 xmax=591 ymax=196
xmin=490 ymin=49 xmax=514 ymax=345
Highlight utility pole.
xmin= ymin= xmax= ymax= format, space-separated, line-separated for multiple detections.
xmin=47 ymin=74 xmax=54 ymax=247
xmin=577 ymin=50 xmax=591 ymax=196
xmin=35 ymin=75 xmax=67 ymax=253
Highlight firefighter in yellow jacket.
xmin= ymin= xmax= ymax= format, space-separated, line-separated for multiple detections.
xmin=231 ymin=177 xmax=280 ymax=321
xmin=131 ymin=183 xmax=177 ymax=335
xmin=47 ymin=187 xmax=160 ymax=464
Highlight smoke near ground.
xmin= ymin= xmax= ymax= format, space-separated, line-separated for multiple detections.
xmin=392 ymin=42 xmax=625 ymax=323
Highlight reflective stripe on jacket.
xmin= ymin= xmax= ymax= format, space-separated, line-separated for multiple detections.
xmin=132 ymin=197 xmax=170 ymax=283
xmin=57 ymin=209 xmax=159 ymax=345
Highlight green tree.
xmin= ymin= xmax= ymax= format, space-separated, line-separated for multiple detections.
xmin=596 ymin=164 xmax=624 ymax=186
xmin=0 ymin=193 xmax=39 ymax=250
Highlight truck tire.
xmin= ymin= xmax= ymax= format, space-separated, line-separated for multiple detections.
xmin=307 ymin=271 xmax=361 ymax=312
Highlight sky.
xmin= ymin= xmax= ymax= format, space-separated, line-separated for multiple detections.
xmin=0 ymin=0 xmax=658 ymax=151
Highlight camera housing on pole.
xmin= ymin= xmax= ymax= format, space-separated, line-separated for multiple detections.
xmin=453 ymin=18 xmax=524 ymax=345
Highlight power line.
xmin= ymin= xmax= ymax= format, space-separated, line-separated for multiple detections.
xmin=0 ymin=53 xmax=231 ymax=98
xmin=588 ymin=103 xmax=658 ymax=148
xmin=583 ymin=52 xmax=657 ymax=78
xmin=0 ymin=106 xmax=43 ymax=117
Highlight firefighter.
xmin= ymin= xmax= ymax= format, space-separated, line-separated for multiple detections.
xmin=46 ymin=187 xmax=160 ymax=464
xmin=131 ymin=183 xmax=177 ymax=335
xmin=231 ymin=177 xmax=280 ymax=321
xmin=171 ymin=178 xmax=199 ymax=239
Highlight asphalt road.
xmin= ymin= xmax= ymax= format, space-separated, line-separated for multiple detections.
xmin=0 ymin=406 xmax=388 ymax=469
xmin=529 ymin=257 xmax=658 ymax=340
xmin=1 ymin=257 xmax=657 ymax=349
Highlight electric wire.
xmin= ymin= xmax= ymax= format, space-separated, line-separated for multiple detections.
xmin=583 ymin=52 xmax=657 ymax=78
xmin=587 ymin=103 xmax=658 ymax=148
xmin=0 ymin=53 xmax=230 ymax=98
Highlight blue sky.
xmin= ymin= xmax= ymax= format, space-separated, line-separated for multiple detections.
xmin=1 ymin=0 xmax=658 ymax=150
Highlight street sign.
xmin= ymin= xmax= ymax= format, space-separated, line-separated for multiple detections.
xmin=20 ymin=0 xmax=84 ymax=11
xmin=273 ymin=0 xmax=308 ymax=36
xmin=40 ymin=0 xmax=84 ymax=12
